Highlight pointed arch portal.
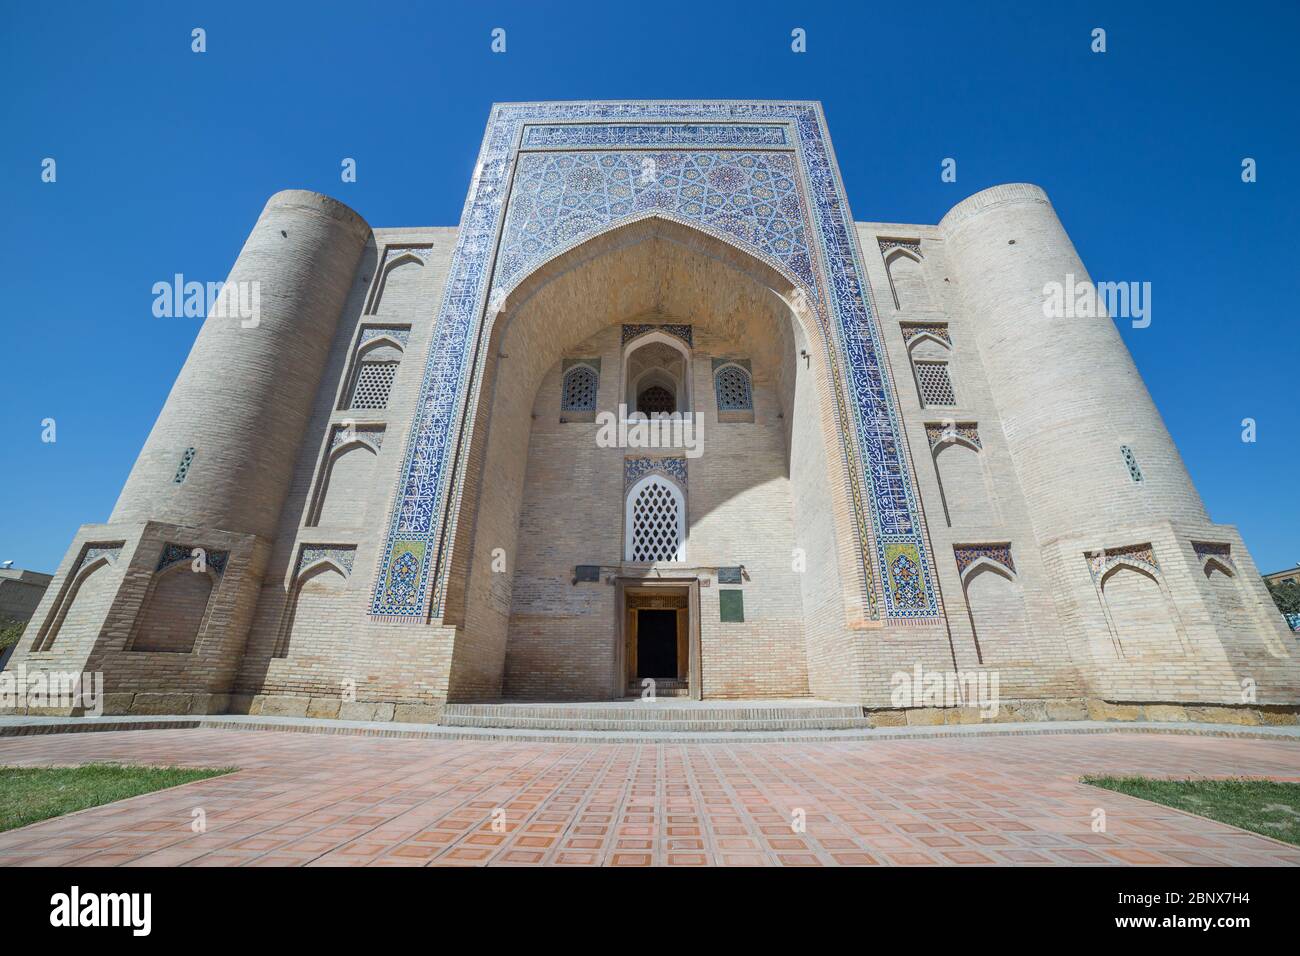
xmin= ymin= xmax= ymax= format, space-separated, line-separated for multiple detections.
xmin=368 ymin=102 xmax=939 ymax=626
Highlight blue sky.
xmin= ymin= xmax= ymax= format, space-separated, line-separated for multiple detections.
xmin=1 ymin=0 xmax=1296 ymax=575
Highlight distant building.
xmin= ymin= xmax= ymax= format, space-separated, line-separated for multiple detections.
xmin=1263 ymin=567 xmax=1300 ymax=632
xmin=1264 ymin=567 xmax=1300 ymax=588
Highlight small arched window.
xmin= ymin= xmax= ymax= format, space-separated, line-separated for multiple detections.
xmin=561 ymin=364 xmax=598 ymax=412
xmin=714 ymin=365 xmax=753 ymax=411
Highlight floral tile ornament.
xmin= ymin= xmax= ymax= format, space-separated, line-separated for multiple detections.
xmin=369 ymin=102 xmax=939 ymax=622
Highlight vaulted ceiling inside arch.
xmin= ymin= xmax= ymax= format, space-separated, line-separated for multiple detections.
xmin=497 ymin=231 xmax=806 ymax=400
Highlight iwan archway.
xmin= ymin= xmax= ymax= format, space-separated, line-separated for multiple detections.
xmin=364 ymin=103 xmax=943 ymax=704
xmin=436 ymin=216 xmax=869 ymax=701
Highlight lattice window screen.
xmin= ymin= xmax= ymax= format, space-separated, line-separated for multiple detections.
xmin=350 ymin=362 xmax=398 ymax=410
xmin=715 ymin=365 xmax=753 ymax=411
xmin=629 ymin=479 xmax=683 ymax=562
xmin=173 ymin=447 xmax=196 ymax=484
xmin=637 ymin=386 xmax=676 ymax=415
xmin=561 ymin=365 xmax=598 ymax=411
xmin=915 ymin=360 xmax=956 ymax=407
xmin=1121 ymin=444 xmax=1144 ymax=483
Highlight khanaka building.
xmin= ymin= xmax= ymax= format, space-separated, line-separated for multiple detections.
xmin=8 ymin=102 xmax=1298 ymax=727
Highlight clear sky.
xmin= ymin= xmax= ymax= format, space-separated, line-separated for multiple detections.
xmin=2 ymin=1 xmax=1296 ymax=576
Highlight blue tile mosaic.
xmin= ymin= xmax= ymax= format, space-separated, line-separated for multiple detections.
xmin=359 ymin=326 xmax=411 ymax=349
xmin=369 ymin=102 xmax=939 ymax=622
xmin=624 ymin=456 xmax=688 ymax=493
xmin=622 ymin=324 xmax=694 ymax=348
xmin=76 ymin=544 xmax=123 ymax=576
xmin=298 ymin=545 xmax=356 ymax=577
xmin=954 ymin=543 xmax=1015 ymax=577
xmin=157 ymin=543 xmax=228 ymax=576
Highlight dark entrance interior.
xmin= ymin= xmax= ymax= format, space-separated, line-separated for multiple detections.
xmin=636 ymin=609 xmax=677 ymax=678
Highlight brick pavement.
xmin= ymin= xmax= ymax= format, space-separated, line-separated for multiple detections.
xmin=0 ymin=729 xmax=1297 ymax=866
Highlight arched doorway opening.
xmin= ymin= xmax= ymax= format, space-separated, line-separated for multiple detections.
xmin=437 ymin=216 xmax=867 ymax=702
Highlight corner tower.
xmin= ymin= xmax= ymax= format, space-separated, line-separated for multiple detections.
xmin=7 ymin=190 xmax=371 ymax=715
xmin=942 ymin=184 xmax=1300 ymax=710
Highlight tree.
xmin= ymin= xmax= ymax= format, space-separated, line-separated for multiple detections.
xmin=1265 ymin=579 xmax=1300 ymax=618
xmin=0 ymin=619 xmax=26 ymax=651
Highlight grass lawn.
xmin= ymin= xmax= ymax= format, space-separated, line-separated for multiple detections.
xmin=0 ymin=764 xmax=235 ymax=833
xmin=1082 ymin=775 xmax=1300 ymax=846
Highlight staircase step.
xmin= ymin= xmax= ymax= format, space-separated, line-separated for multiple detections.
xmin=440 ymin=714 xmax=873 ymax=732
xmin=441 ymin=699 xmax=868 ymax=732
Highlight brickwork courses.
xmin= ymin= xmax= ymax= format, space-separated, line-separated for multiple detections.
xmin=5 ymin=104 xmax=1297 ymax=728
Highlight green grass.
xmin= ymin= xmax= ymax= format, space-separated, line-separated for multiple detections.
xmin=1082 ymin=775 xmax=1300 ymax=846
xmin=0 ymin=764 xmax=235 ymax=833
xmin=0 ymin=619 xmax=25 ymax=651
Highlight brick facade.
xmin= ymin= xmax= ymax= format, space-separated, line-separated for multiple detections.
xmin=5 ymin=105 xmax=1298 ymax=723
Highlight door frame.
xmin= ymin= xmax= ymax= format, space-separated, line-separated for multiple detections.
xmin=614 ymin=576 xmax=701 ymax=701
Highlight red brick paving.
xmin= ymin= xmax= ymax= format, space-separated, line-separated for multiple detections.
xmin=0 ymin=729 xmax=1297 ymax=866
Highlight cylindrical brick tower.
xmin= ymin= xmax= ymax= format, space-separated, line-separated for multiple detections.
xmin=940 ymin=183 xmax=1207 ymax=541
xmin=113 ymin=190 xmax=371 ymax=540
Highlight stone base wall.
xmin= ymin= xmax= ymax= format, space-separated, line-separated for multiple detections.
xmin=865 ymin=698 xmax=1300 ymax=728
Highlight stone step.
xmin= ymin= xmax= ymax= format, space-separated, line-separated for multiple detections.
xmin=625 ymin=688 xmax=692 ymax=698
xmin=439 ymin=714 xmax=874 ymax=732
xmin=440 ymin=699 xmax=869 ymax=731
xmin=444 ymin=701 xmax=863 ymax=720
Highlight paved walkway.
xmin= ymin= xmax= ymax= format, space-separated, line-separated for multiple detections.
xmin=0 ymin=729 xmax=1297 ymax=866
xmin=3 ymin=712 xmax=1298 ymax=743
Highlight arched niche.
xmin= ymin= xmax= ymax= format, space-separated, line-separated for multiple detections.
xmin=311 ymin=440 xmax=380 ymax=528
xmin=275 ymin=560 xmax=349 ymax=659
xmin=885 ymin=248 xmax=932 ymax=311
xmin=130 ymin=563 xmax=217 ymax=653
xmin=623 ymin=333 xmax=691 ymax=416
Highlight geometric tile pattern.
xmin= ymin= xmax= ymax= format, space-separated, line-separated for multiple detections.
xmin=624 ymin=456 xmax=688 ymax=492
xmin=369 ymin=102 xmax=939 ymax=621
xmin=878 ymin=237 xmax=922 ymax=259
xmin=359 ymin=326 xmax=411 ymax=350
xmin=331 ymin=424 xmax=385 ymax=452
xmin=622 ymin=323 xmax=694 ymax=348
xmin=297 ymin=545 xmax=356 ymax=578
xmin=3 ymin=730 xmax=1297 ymax=867
xmin=75 ymin=543 xmax=124 ymax=576
xmin=1192 ymin=541 xmax=1234 ymax=568
xmin=1087 ymin=544 xmax=1159 ymax=582
xmin=902 ymin=322 xmax=951 ymax=346
xmin=954 ymin=543 xmax=1015 ymax=578
xmin=500 ymin=150 xmax=811 ymax=288
xmin=156 ymin=543 xmax=229 ymax=576
xmin=925 ymin=421 xmax=980 ymax=450
xmin=382 ymin=246 xmax=433 ymax=266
